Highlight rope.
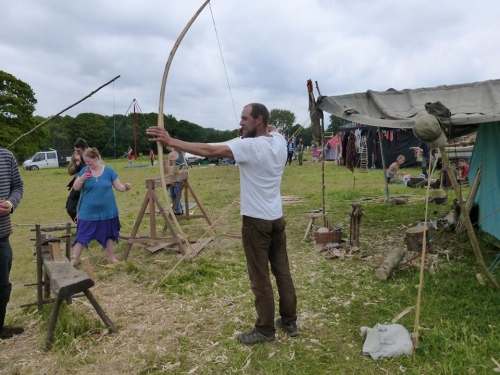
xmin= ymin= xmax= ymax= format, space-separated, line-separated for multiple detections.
xmin=209 ymin=3 xmax=239 ymax=127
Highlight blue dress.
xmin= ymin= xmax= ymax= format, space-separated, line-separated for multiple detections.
xmin=72 ymin=166 xmax=121 ymax=248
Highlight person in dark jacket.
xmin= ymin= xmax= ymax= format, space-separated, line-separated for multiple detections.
xmin=66 ymin=138 xmax=88 ymax=221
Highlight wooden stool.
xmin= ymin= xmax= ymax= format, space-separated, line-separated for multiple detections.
xmin=22 ymin=223 xmax=117 ymax=351
xmin=43 ymin=254 xmax=117 ymax=350
xmin=303 ymin=212 xmax=327 ymax=241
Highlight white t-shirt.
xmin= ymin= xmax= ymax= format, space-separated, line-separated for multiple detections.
xmin=228 ymin=131 xmax=287 ymax=220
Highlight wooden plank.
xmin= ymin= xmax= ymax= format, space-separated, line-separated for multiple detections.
xmin=146 ymin=243 xmax=169 ymax=253
xmin=126 ymin=237 xmax=179 ymax=245
xmin=50 ymin=242 xmax=61 ymax=260
xmin=222 ymin=232 xmax=242 ymax=238
xmin=42 ymin=255 xmax=94 ymax=299
xmin=149 ymin=172 xmax=188 ymax=188
xmin=30 ymin=225 xmax=76 ymax=232
xmin=33 ymin=244 xmax=51 ymax=255
xmin=189 ymin=237 xmax=213 ymax=256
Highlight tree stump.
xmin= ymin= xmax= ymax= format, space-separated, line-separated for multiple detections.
xmin=405 ymin=226 xmax=429 ymax=252
xmin=375 ymin=247 xmax=406 ymax=280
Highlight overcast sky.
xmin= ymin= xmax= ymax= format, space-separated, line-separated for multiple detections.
xmin=2 ymin=0 xmax=499 ymax=132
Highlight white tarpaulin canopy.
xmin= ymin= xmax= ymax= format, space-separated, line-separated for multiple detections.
xmin=317 ymin=79 xmax=500 ymax=137
xmin=318 ymin=78 xmax=500 ymax=241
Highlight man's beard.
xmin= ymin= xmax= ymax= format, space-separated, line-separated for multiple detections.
xmin=243 ymin=127 xmax=257 ymax=138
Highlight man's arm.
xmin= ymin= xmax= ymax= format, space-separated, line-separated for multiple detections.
xmin=147 ymin=126 xmax=234 ymax=159
xmin=387 ymin=162 xmax=397 ymax=174
xmin=68 ymin=153 xmax=81 ymax=175
xmin=7 ymin=155 xmax=23 ymax=211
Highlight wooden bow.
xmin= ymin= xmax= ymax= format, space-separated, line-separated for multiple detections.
xmin=156 ymin=0 xmax=211 ymax=255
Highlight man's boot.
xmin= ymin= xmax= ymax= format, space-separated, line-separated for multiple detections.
xmin=0 ymin=284 xmax=23 ymax=339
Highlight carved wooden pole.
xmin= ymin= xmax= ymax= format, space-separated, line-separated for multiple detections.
xmin=349 ymin=204 xmax=363 ymax=247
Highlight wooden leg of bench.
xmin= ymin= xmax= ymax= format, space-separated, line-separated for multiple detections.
xmin=303 ymin=218 xmax=314 ymax=241
xmin=83 ymin=289 xmax=118 ymax=334
xmin=44 ymin=298 xmax=63 ymax=351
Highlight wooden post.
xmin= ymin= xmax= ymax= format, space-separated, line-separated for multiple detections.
xmin=456 ymin=166 xmax=481 ymax=233
xmin=349 ymin=204 xmax=363 ymax=247
xmin=50 ymin=242 xmax=61 ymax=260
xmin=378 ymin=127 xmax=391 ymax=206
xmin=439 ymin=146 xmax=499 ymax=289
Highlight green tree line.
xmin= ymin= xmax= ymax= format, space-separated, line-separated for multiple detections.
xmin=37 ymin=112 xmax=239 ymax=160
xmin=2 ymin=70 xmax=331 ymax=161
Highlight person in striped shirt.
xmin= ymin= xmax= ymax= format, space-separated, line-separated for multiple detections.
xmin=0 ymin=148 xmax=24 ymax=339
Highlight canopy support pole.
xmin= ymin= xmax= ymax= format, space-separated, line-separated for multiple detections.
xmin=378 ymin=128 xmax=391 ymax=206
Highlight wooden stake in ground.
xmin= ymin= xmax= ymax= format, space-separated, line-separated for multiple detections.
xmin=349 ymin=204 xmax=363 ymax=247
xmin=455 ymin=166 xmax=481 ymax=233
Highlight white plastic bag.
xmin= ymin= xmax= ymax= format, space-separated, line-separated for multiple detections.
xmin=360 ymin=323 xmax=413 ymax=360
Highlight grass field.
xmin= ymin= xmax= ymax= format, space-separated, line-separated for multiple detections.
xmin=1 ymin=156 xmax=499 ymax=375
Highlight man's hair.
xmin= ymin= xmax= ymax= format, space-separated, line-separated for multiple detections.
xmin=458 ymin=158 xmax=466 ymax=163
xmin=247 ymin=103 xmax=269 ymax=126
xmin=74 ymin=138 xmax=88 ymax=149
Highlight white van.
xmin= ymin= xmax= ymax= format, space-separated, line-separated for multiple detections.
xmin=23 ymin=149 xmax=73 ymax=171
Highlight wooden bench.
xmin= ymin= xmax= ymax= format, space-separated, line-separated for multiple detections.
xmin=22 ymin=223 xmax=117 ymax=351
xmin=42 ymin=254 xmax=117 ymax=350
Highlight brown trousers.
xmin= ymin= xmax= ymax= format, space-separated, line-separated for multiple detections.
xmin=242 ymin=216 xmax=297 ymax=336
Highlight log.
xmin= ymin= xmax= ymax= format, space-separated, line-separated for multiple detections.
xmin=405 ymin=226 xmax=428 ymax=252
xmin=375 ymin=247 xmax=406 ymax=280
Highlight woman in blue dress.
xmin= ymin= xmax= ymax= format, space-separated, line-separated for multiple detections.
xmin=70 ymin=148 xmax=132 ymax=266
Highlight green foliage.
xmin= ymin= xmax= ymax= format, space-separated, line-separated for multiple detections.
xmin=269 ymin=108 xmax=296 ymax=135
xmin=0 ymin=70 xmax=46 ymax=159
xmin=36 ymin=111 xmax=238 ymax=160
xmin=327 ymin=114 xmax=350 ymax=134
xmin=1 ymin=70 xmax=238 ymax=163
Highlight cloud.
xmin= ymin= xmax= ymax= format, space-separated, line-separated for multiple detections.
xmin=2 ymin=0 xmax=500 ymax=131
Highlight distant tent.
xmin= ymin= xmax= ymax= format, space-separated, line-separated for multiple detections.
xmin=317 ymin=79 xmax=500 ymax=240
xmin=337 ymin=123 xmax=420 ymax=168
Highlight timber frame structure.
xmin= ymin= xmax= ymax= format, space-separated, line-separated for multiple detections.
xmin=122 ymin=169 xmax=214 ymax=260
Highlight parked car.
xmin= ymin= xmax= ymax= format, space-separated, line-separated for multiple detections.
xmin=186 ymin=155 xmax=203 ymax=165
xmin=22 ymin=149 xmax=73 ymax=171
